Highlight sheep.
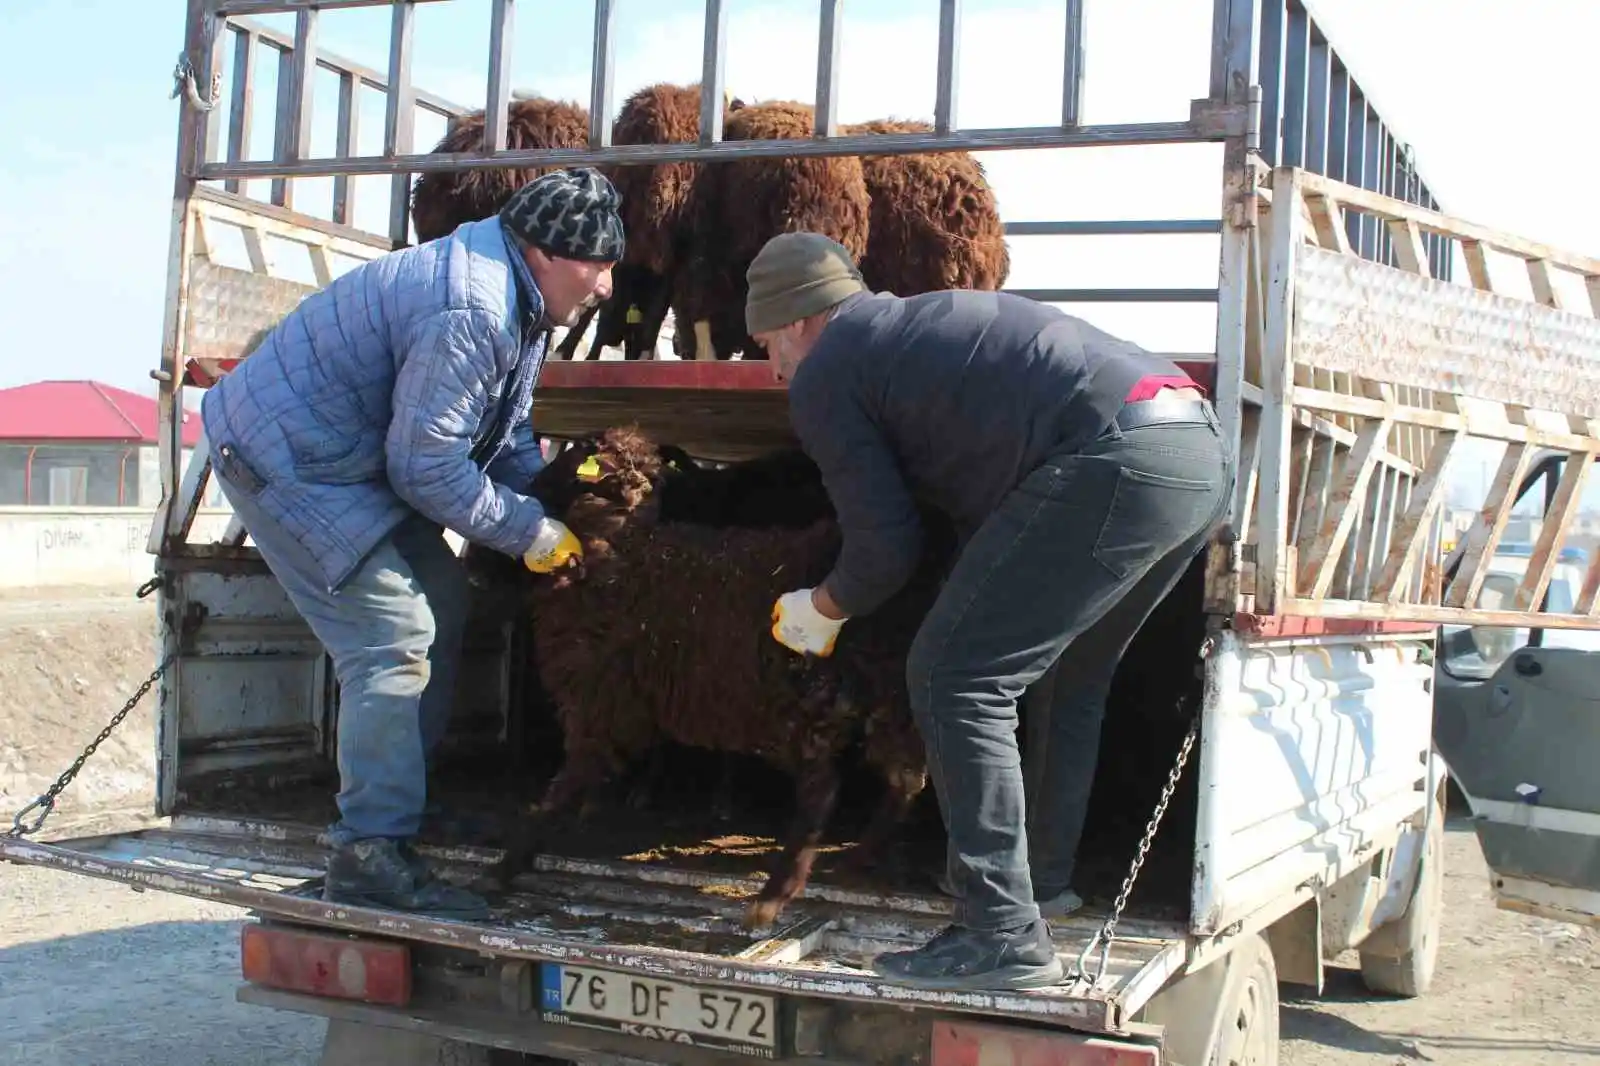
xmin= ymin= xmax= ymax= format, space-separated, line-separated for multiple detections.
xmin=675 ymin=100 xmax=873 ymax=361
xmin=589 ymin=82 xmax=714 ymax=361
xmin=842 ymin=118 xmax=1011 ymax=296
xmin=512 ymin=427 xmax=942 ymax=927
xmin=408 ymin=96 xmax=599 ymax=358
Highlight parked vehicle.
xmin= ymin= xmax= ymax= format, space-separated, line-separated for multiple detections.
xmin=6 ymin=2 xmax=1600 ymax=1064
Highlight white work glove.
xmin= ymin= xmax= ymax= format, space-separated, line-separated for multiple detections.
xmin=522 ymin=517 xmax=583 ymax=574
xmin=770 ymin=588 xmax=846 ymax=657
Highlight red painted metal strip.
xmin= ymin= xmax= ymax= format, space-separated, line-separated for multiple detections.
xmin=1233 ymin=613 xmax=1436 ymax=638
xmin=932 ymin=1020 xmax=1159 ymax=1066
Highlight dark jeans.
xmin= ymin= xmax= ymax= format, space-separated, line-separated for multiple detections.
xmin=906 ymin=401 xmax=1230 ymax=931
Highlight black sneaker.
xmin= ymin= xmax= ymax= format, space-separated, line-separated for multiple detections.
xmin=872 ymin=920 xmax=1065 ymax=991
xmin=324 ymin=837 xmax=491 ymax=921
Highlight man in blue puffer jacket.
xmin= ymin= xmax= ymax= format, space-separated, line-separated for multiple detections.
xmin=201 ymin=168 xmax=624 ymax=919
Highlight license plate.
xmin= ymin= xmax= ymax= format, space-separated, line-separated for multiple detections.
xmin=540 ymin=963 xmax=779 ymax=1057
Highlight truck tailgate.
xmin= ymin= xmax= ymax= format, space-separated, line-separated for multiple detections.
xmin=0 ymin=815 xmax=1186 ymax=1034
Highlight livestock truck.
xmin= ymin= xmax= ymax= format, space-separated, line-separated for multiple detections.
xmin=7 ymin=1 xmax=1600 ymax=1064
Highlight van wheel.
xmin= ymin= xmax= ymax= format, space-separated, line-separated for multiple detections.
xmin=1358 ymin=793 xmax=1446 ymax=997
xmin=1213 ymin=932 xmax=1279 ymax=1066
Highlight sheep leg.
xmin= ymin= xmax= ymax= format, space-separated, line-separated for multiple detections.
xmin=838 ymin=767 xmax=927 ymax=872
xmin=693 ymin=319 xmax=716 ymax=361
xmin=744 ymin=756 xmax=841 ymax=929
xmin=554 ymin=303 xmax=601 ymax=360
xmin=536 ymin=744 xmax=616 ymax=820
xmin=710 ymin=756 xmax=738 ymax=823
xmin=625 ymin=745 xmax=671 ymax=811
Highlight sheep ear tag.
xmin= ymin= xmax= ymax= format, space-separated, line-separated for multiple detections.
xmin=576 ymin=456 xmax=603 ymax=482
xmin=626 ymin=305 xmax=643 ymax=324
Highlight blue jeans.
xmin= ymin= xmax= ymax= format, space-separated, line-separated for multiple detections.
xmin=210 ymin=460 xmax=470 ymax=847
xmin=909 ymin=404 xmax=1230 ymax=931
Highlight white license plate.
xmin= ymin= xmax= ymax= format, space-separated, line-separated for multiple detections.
xmin=541 ymin=963 xmax=779 ymax=1056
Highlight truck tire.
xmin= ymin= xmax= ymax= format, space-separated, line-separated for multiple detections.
xmin=319 ymin=1020 xmax=493 ymax=1066
xmin=1211 ymin=932 xmax=1279 ymax=1066
xmin=1358 ymin=791 xmax=1446 ymax=998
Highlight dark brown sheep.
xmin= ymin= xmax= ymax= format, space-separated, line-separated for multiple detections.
xmin=842 ymin=118 xmax=1011 ymax=296
xmin=409 ymin=96 xmax=592 ymax=243
xmin=591 ymin=82 xmax=713 ymax=360
xmin=518 ymin=427 xmax=940 ymax=927
xmin=676 ymin=100 xmax=873 ymax=360
xmin=407 ymin=96 xmax=598 ymax=359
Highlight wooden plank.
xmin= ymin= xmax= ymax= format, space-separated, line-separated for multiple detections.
xmin=1516 ymin=456 xmax=1590 ymax=611
xmin=1444 ymin=443 xmax=1537 ymax=609
xmin=1294 ymin=170 xmax=1600 ymax=278
xmin=1526 ymin=258 xmax=1566 ymax=311
xmin=1372 ymin=430 xmax=1460 ymax=603
xmin=1254 ymin=167 xmax=1308 ymax=614
xmin=1293 ymin=387 xmax=1600 ymax=453
xmin=240 ymin=224 xmax=270 ymax=274
xmin=1306 ymin=194 xmax=1352 ymax=255
xmin=1577 ymin=539 xmax=1600 ymax=616
xmin=308 ymin=244 xmax=333 ymax=286
xmin=1298 ymin=415 xmax=1394 ymax=601
xmin=1461 ymin=239 xmax=1494 ymax=292
xmin=1274 ymin=597 xmax=1600 ymax=631
xmin=1587 ymin=275 xmax=1600 ymax=319
xmin=1387 ymin=218 xmax=1430 ymax=277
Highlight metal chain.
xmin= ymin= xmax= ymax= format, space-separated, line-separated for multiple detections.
xmin=1074 ymin=712 xmax=1200 ymax=989
xmin=6 ymin=653 xmax=176 ymax=840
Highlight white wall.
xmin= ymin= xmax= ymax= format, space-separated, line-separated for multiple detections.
xmin=0 ymin=507 xmax=237 ymax=589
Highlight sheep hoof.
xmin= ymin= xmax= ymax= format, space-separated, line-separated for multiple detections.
xmin=743 ymin=897 xmax=787 ymax=931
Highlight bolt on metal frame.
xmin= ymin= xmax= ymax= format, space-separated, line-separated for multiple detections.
xmin=155 ymin=0 xmax=1600 ymax=633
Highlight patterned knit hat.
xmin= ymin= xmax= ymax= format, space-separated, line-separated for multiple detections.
xmin=499 ymin=167 xmax=625 ymax=263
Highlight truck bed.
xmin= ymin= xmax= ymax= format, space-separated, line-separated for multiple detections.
xmin=2 ymin=798 xmax=1191 ymax=1035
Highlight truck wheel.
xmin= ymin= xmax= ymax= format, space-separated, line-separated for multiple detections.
xmin=319 ymin=1020 xmax=493 ymax=1066
xmin=1212 ymin=932 xmax=1279 ymax=1066
xmin=1358 ymin=793 xmax=1446 ymax=998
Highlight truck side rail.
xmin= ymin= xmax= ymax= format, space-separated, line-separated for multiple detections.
xmin=1232 ymin=164 xmax=1600 ymax=631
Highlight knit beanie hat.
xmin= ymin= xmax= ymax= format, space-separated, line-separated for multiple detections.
xmin=745 ymin=232 xmax=867 ymax=336
xmin=499 ymin=167 xmax=625 ymax=263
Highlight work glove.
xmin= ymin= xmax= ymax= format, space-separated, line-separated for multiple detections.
xmin=770 ymin=588 xmax=845 ymax=657
xmin=523 ymin=517 xmax=583 ymax=574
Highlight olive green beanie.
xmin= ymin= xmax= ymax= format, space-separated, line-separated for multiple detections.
xmin=745 ymin=232 xmax=867 ymax=336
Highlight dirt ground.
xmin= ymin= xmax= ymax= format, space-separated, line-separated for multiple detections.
xmin=0 ymin=589 xmax=1596 ymax=1065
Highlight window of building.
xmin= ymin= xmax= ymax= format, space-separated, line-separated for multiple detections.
xmin=48 ymin=466 xmax=89 ymax=506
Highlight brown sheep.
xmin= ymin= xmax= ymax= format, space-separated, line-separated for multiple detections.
xmin=409 ymin=96 xmax=592 ymax=243
xmin=409 ymin=97 xmax=597 ymax=359
xmin=515 ymin=427 xmax=940 ymax=927
xmin=842 ymin=118 xmax=1011 ymax=296
xmin=591 ymin=83 xmax=713 ymax=360
xmin=676 ymin=100 xmax=872 ymax=360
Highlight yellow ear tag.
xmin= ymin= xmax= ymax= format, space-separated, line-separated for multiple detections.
xmin=576 ymin=456 xmax=603 ymax=482
xmin=626 ymin=305 xmax=643 ymax=324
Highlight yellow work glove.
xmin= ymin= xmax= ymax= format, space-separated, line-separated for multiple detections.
xmin=770 ymin=588 xmax=846 ymax=657
xmin=523 ymin=517 xmax=583 ymax=574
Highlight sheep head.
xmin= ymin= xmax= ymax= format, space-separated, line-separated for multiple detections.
xmin=537 ymin=426 xmax=667 ymax=588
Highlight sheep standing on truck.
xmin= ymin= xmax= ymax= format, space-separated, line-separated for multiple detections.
xmin=676 ymin=99 xmax=873 ymax=360
xmin=408 ymin=96 xmax=601 ymax=358
xmin=589 ymin=82 xmax=717 ymax=360
xmin=198 ymin=169 xmax=622 ymax=922
xmin=748 ymin=231 xmax=1231 ymax=991
xmin=508 ymin=428 xmax=943 ymax=928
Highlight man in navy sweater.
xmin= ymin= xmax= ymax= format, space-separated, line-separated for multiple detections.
xmin=751 ymin=232 xmax=1231 ymax=991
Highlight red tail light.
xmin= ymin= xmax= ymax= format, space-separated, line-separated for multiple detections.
xmin=933 ymin=1020 xmax=1159 ymax=1066
xmin=241 ymin=923 xmax=412 ymax=1007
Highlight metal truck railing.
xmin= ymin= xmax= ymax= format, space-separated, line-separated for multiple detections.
xmin=154 ymin=0 xmax=1600 ymax=639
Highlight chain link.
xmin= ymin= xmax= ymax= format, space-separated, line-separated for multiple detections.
xmin=7 ymin=653 xmax=176 ymax=839
xmin=1074 ymin=712 xmax=1200 ymax=989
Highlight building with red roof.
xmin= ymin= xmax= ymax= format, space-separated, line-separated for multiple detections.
xmin=0 ymin=380 xmax=208 ymax=507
